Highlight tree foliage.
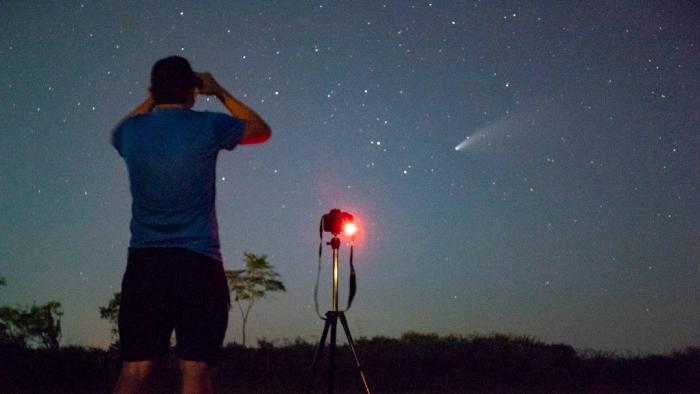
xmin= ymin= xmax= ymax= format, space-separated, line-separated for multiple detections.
xmin=0 ymin=301 xmax=63 ymax=349
xmin=98 ymin=292 xmax=121 ymax=348
xmin=0 ymin=277 xmax=63 ymax=349
xmin=226 ymin=253 xmax=285 ymax=346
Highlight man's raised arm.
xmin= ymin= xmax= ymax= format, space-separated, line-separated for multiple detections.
xmin=109 ymin=94 xmax=155 ymax=145
xmin=196 ymin=72 xmax=271 ymax=144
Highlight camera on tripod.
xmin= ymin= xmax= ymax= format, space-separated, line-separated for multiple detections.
xmin=322 ymin=209 xmax=356 ymax=236
xmin=309 ymin=208 xmax=371 ymax=393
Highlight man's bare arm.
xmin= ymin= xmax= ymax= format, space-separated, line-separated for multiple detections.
xmin=109 ymin=94 xmax=155 ymax=145
xmin=196 ymin=72 xmax=271 ymax=144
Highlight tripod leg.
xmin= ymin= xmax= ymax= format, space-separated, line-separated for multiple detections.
xmin=328 ymin=315 xmax=338 ymax=394
xmin=339 ymin=314 xmax=371 ymax=394
xmin=305 ymin=317 xmax=332 ymax=394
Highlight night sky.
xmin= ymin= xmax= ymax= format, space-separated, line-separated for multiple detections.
xmin=1 ymin=1 xmax=698 ymax=355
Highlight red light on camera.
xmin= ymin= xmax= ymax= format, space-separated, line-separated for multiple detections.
xmin=343 ymin=222 xmax=358 ymax=237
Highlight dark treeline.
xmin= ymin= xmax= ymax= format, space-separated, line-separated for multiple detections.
xmin=1 ymin=332 xmax=698 ymax=393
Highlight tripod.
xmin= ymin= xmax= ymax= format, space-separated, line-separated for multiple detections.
xmin=305 ymin=236 xmax=371 ymax=394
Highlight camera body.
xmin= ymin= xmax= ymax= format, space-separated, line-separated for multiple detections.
xmin=322 ymin=209 xmax=354 ymax=235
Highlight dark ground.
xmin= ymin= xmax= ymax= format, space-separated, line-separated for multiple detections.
xmin=1 ymin=333 xmax=699 ymax=393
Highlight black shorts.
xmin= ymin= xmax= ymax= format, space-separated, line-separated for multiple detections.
xmin=118 ymin=247 xmax=230 ymax=364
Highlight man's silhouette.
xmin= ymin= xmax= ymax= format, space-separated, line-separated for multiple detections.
xmin=110 ymin=56 xmax=270 ymax=393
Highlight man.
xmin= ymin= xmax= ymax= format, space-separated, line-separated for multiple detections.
xmin=110 ymin=56 xmax=270 ymax=393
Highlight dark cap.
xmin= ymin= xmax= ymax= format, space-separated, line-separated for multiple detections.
xmin=150 ymin=56 xmax=203 ymax=90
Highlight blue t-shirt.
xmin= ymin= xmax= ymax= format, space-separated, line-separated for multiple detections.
xmin=112 ymin=108 xmax=245 ymax=261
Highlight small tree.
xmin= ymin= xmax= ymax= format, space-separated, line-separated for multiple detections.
xmin=99 ymin=292 xmax=121 ymax=349
xmin=226 ymin=253 xmax=285 ymax=346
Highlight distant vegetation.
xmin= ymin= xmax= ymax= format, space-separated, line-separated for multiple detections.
xmin=2 ymin=273 xmax=698 ymax=392
xmin=1 ymin=332 xmax=698 ymax=393
xmin=0 ymin=276 xmax=63 ymax=350
xmin=98 ymin=292 xmax=121 ymax=349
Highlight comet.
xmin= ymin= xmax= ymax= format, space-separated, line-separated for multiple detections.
xmin=454 ymin=111 xmax=526 ymax=153
xmin=454 ymin=132 xmax=486 ymax=151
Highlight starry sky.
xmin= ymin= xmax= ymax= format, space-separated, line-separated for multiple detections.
xmin=1 ymin=1 xmax=698 ymax=355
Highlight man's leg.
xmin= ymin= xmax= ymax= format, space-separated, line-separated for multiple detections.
xmin=116 ymin=249 xmax=174 ymax=393
xmin=179 ymin=359 xmax=213 ymax=394
xmin=174 ymin=250 xmax=229 ymax=393
xmin=114 ymin=360 xmax=156 ymax=394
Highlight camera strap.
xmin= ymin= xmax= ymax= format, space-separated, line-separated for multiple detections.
xmin=347 ymin=243 xmax=356 ymax=310
xmin=314 ymin=219 xmax=325 ymax=320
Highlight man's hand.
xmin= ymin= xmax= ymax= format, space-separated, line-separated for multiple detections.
xmin=129 ymin=92 xmax=155 ymax=116
xmin=195 ymin=72 xmax=223 ymax=96
xmin=110 ymin=92 xmax=155 ymax=145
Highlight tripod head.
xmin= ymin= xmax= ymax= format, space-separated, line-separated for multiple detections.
xmin=328 ymin=236 xmax=341 ymax=250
